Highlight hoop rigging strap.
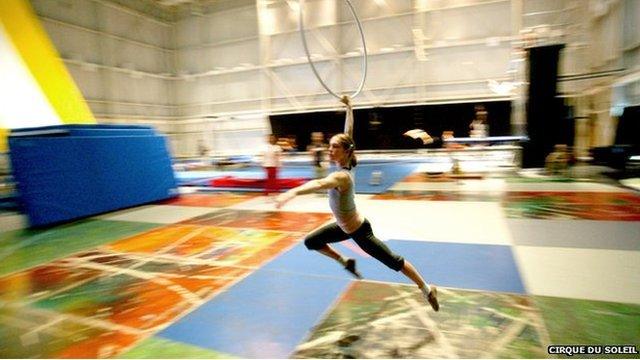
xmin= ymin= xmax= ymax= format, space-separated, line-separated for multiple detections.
xmin=298 ymin=0 xmax=368 ymax=101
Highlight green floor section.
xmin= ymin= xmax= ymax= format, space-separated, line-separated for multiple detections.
xmin=120 ymin=337 xmax=237 ymax=359
xmin=0 ymin=219 xmax=160 ymax=276
xmin=535 ymin=296 xmax=640 ymax=358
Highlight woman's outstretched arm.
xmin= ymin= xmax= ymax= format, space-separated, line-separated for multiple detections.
xmin=275 ymin=172 xmax=346 ymax=208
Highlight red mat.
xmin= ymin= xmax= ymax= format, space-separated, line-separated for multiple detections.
xmin=210 ymin=176 xmax=308 ymax=189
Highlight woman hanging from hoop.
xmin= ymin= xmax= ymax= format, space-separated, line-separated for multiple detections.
xmin=286 ymin=1 xmax=438 ymax=310
xmin=275 ymin=118 xmax=439 ymax=311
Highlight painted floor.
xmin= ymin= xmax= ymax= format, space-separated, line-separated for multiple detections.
xmin=1 ymin=168 xmax=639 ymax=358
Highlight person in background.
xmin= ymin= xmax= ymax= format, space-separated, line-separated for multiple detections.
xmin=442 ymin=130 xmax=465 ymax=150
xmin=196 ymin=139 xmax=210 ymax=166
xmin=545 ymin=144 xmax=570 ymax=176
xmin=469 ymin=104 xmax=489 ymax=138
xmin=307 ymin=132 xmax=328 ymax=179
xmin=275 ymin=133 xmax=440 ymax=312
xmin=288 ymin=135 xmax=298 ymax=152
xmin=262 ymin=134 xmax=282 ymax=196
xmin=277 ymin=136 xmax=293 ymax=152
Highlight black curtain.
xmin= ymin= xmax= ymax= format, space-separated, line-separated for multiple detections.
xmin=615 ymin=105 xmax=640 ymax=146
xmin=523 ymin=44 xmax=565 ymax=168
xmin=270 ymin=101 xmax=512 ymax=151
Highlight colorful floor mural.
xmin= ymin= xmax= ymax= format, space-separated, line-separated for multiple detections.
xmin=1 ymin=166 xmax=639 ymax=359
xmin=293 ymin=282 xmax=547 ymax=359
xmin=0 ymin=223 xmax=315 ymax=357
xmin=293 ymin=282 xmax=640 ymax=359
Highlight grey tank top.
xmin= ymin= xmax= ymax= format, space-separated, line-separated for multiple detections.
xmin=328 ymin=169 xmax=363 ymax=233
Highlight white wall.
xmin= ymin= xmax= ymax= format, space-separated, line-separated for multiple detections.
xmin=615 ymin=0 xmax=640 ymax=107
xmin=30 ymin=0 xmax=175 ymax=118
xmin=0 ymin=23 xmax=60 ymax=129
xmin=30 ymin=0 xmax=638 ymax=157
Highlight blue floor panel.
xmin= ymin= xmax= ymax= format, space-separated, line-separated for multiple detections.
xmin=363 ymin=240 xmax=525 ymax=294
xmin=261 ymin=240 xmax=364 ymax=280
xmin=263 ymin=240 xmax=526 ymax=294
xmin=353 ymin=162 xmax=421 ymax=194
xmin=159 ymin=269 xmax=351 ymax=358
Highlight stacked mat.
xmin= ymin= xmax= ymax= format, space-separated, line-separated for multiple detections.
xmin=9 ymin=124 xmax=177 ymax=227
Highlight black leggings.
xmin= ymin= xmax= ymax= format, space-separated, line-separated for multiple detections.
xmin=304 ymin=219 xmax=405 ymax=271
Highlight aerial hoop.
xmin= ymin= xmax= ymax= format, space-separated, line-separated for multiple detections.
xmin=298 ymin=0 xmax=368 ymax=101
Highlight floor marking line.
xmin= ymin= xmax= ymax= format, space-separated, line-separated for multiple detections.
xmin=479 ymin=316 xmax=529 ymax=358
xmin=0 ymin=301 xmax=142 ymax=334
xmin=404 ymin=297 xmax=460 ymax=358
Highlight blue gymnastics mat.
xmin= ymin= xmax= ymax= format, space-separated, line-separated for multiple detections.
xmin=177 ymin=162 xmax=420 ymax=194
xmin=9 ymin=125 xmax=177 ymax=227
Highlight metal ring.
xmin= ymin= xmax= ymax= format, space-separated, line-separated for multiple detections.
xmin=299 ymin=0 xmax=367 ymax=100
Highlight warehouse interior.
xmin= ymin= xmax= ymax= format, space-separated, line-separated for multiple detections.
xmin=0 ymin=0 xmax=639 ymax=358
